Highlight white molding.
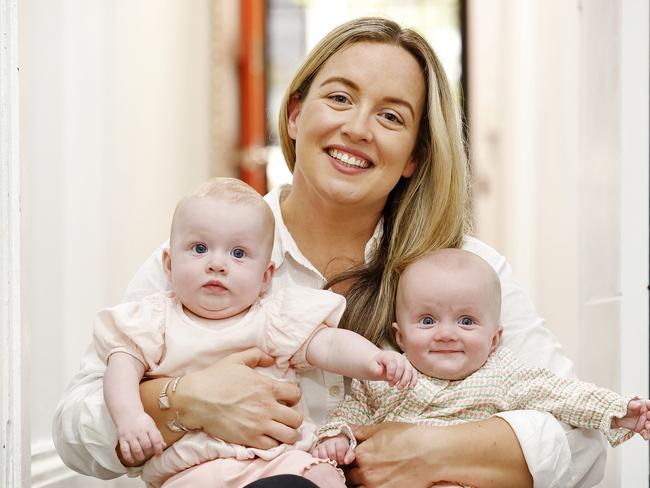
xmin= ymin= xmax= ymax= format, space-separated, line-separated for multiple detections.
xmin=0 ymin=0 xmax=25 ymax=485
xmin=31 ymin=441 xmax=76 ymax=488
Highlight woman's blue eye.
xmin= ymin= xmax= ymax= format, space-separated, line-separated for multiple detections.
xmin=231 ymin=248 xmax=246 ymax=259
xmin=420 ymin=316 xmax=434 ymax=325
xmin=459 ymin=317 xmax=474 ymax=327
xmin=194 ymin=244 xmax=207 ymax=254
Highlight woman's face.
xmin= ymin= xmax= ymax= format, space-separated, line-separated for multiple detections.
xmin=287 ymin=41 xmax=426 ymax=210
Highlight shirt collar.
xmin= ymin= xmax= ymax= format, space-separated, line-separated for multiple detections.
xmin=264 ymin=184 xmax=383 ymax=273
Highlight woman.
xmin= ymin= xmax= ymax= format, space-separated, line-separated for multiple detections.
xmin=53 ymin=17 xmax=605 ymax=487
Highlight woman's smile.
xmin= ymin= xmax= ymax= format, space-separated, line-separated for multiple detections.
xmin=326 ymin=147 xmax=373 ymax=170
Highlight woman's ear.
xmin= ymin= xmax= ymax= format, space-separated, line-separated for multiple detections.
xmin=401 ymin=158 xmax=418 ymax=178
xmin=287 ymin=95 xmax=302 ymax=140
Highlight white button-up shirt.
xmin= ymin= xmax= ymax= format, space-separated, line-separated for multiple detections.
xmin=53 ymin=185 xmax=606 ymax=486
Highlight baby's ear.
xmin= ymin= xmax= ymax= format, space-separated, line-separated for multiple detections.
xmin=162 ymin=248 xmax=172 ymax=276
xmin=392 ymin=322 xmax=404 ymax=350
xmin=491 ymin=325 xmax=503 ymax=352
xmin=260 ymin=262 xmax=276 ymax=294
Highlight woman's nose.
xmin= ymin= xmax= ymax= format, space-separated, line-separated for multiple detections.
xmin=341 ymin=109 xmax=373 ymax=143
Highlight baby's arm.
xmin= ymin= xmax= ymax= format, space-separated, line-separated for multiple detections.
xmin=313 ymin=378 xmax=377 ymax=466
xmin=104 ymin=352 xmax=165 ymax=464
xmin=305 ymin=327 xmax=417 ymax=387
xmin=612 ymin=399 xmax=650 ymax=439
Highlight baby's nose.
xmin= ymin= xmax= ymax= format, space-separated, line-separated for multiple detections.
xmin=207 ymin=254 xmax=228 ymax=273
xmin=433 ymin=323 xmax=458 ymax=341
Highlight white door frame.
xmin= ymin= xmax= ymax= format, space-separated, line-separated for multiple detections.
xmin=0 ymin=0 xmax=27 ymax=486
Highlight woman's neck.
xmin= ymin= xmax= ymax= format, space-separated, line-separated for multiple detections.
xmin=280 ymin=183 xmax=384 ymax=281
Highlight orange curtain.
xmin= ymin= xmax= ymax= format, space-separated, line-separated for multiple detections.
xmin=239 ymin=0 xmax=267 ymax=194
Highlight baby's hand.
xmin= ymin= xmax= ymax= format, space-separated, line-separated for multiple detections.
xmin=372 ymin=350 xmax=418 ymax=388
xmin=312 ymin=434 xmax=354 ymax=465
xmin=612 ymin=399 xmax=650 ymax=439
xmin=116 ymin=411 xmax=166 ymax=464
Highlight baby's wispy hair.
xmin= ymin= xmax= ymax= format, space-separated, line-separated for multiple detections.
xmin=170 ymin=177 xmax=275 ymax=245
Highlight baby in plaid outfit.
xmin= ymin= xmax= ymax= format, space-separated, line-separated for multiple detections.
xmin=314 ymin=248 xmax=650 ymax=487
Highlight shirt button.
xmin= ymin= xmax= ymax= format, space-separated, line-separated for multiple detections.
xmin=329 ymin=386 xmax=340 ymax=397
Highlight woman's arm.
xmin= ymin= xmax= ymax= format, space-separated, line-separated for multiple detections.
xmin=140 ymin=348 xmax=304 ymax=451
xmin=56 ymin=345 xmax=305 ymax=472
xmin=346 ymin=418 xmax=532 ymax=488
xmin=464 ymin=236 xmax=607 ymax=487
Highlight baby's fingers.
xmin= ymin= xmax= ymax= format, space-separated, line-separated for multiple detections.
xmin=119 ymin=439 xmax=134 ymax=464
xmin=408 ymin=363 xmax=418 ymax=388
xmin=343 ymin=445 xmax=356 ymax=465
xmin=128 ymin=438 xmax=145 ymax=462
xmin=391 ymin=359 xmax=406 ymax=387
xmin=137 ymin=431 xmax=153 ymax=457
xmin=149 ymin=429 xmax=166 ymax=455
xmin=325 ymin=441 xmax=341 ymax=462
xmin=334 ymin=440 xmax=349 ymax=465
xmin=383 ymin=359 xmax=396 ymax=382
xmin=311 ymin=443 xmax=326 ymax=460
xmin=397 ymin=364 xmax=417 ymax=389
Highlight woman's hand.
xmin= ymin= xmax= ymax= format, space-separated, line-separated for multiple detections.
xmin=345 ymin=419 xmax=533 ymax=488
xmin=345 ymin=422 xmax=438 ymax=488
xmin=141 ymin=347 xmax=303 ymax=452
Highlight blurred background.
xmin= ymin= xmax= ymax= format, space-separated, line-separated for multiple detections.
xmin=13 ymin=0 xmax=648 ymax=486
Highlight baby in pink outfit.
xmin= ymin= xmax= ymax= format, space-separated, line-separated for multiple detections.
xmin=94 ymin=178 xmax=417 ymax=488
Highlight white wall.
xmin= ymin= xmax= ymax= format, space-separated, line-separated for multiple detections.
xmin=19 ymin=1 xmax=213 ymax=485
xmin=469 ymin=0 xmax=649 ymax=486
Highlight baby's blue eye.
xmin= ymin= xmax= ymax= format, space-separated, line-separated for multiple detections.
xmin=420 ymin=316 xmax=435 ymax=326
xmin=459 ymin=317 xmax=474 ymax=327
xmin=194 ymin=243 xmax=207 ymax=254
xmin=231 ymin=248 xmax=246 ymax=259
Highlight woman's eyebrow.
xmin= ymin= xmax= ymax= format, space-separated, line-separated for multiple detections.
xmin=320 ymin=76 xmax=359 ymax=91
xmin=319 ymin=76 xmax=415 ymax=119
xmin=383 ymin=96 xmax=415 ymax=120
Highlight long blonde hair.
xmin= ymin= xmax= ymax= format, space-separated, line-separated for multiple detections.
xmin=278 ymin=17 xmax=471 ymax=346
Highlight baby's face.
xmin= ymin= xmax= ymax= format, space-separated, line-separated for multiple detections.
xmin=164 ymin=197 xmax=274 ymax=320
xmin=393 ymin=256 xmax=502 ymax=380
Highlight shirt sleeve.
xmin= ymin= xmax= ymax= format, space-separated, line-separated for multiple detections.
xmin=498 ymin=349 xmax=633 ymax=447
xmin=52 ymin=244 xmax=173 ymax=479
xmin=463 ymin=236 xmax=607 ymax=487
xmin=263 ymin=286 xmax=346 ymax=370
xmin=93 ymin=293 xmax=167 ymax=370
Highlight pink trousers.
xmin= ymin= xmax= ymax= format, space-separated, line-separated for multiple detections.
xmin=160 ymin=450 xmax=344 ymax=488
